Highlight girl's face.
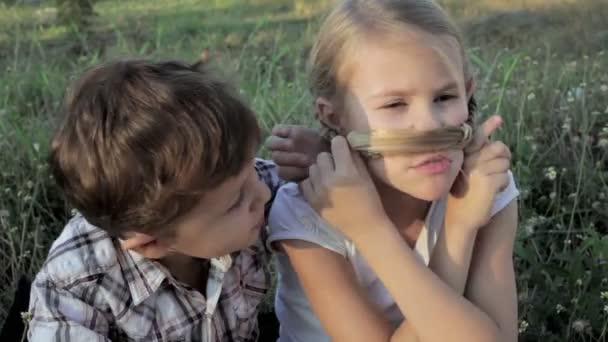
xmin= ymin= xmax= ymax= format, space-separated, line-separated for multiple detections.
xmin=329 ymin=28 xmax=472 ymax=201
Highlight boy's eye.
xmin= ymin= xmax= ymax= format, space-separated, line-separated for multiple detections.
xmin=435 ymin=94 xmax=457 ymax=102
xmin=228 ymin=191 xmax=244 ymax=211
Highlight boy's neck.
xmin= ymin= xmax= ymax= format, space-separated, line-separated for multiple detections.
xmin=159 ymin=254 xmax=210 ymax=293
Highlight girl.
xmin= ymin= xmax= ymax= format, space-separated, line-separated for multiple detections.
xmin=267 ymin=1 xmax=519 ymax=341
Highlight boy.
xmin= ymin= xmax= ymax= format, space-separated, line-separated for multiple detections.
xmin=27 ymin=58 xmax=320 ymax=341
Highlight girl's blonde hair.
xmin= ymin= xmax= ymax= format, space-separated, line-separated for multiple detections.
xmin=309 ymin=0 xmax=468 ymax=101
xmin=309 ymin=0 xmax=477 ymax=156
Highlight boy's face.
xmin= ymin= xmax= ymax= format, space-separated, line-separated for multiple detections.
xmin=169 ymin=157 xmax=271 ymax=258
xmin=124 ymin=156 xmax=271 ymax=260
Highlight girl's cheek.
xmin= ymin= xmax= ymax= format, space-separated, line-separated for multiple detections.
xmin=451 ymin=150 xmax=465 ymax=169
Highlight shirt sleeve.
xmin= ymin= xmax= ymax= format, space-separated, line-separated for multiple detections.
xmin=267 ymin=183 xmax=349 ymax=256
xmin=490 ymin=170 xmax=520 ymax=216
xmin=255 ymin=159 xmax=283 ymax=213
xmin=28 ymin=275 xmax=112 ymax=342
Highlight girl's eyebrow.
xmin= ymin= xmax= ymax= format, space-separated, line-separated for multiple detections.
xmin=367 ymin=88 xmax=415 ymax=100
xmin=367 ymin=80 xmax=459 ymax=101
xmin=435 ymin=81 xmax=458 ymax=93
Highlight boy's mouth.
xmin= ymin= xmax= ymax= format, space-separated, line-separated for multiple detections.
xmin=251 ymin=217 xmax=265 ymax=231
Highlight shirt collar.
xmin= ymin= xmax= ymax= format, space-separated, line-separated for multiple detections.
xmin=114 ymin=240 xmax=234 ymax=306
xmin=114 ymin=242 xmax=172 ymax=306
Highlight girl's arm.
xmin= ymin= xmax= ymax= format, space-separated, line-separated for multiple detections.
xmin=280 ymin=205 xmax=517 ymax=342
xmin=280 ymin=240 xmax=397 ymax=342
xmin=428 ymin=220 xmax=478 ymax=295
xmin=391 ymin=200 xmax=519 ymax=341
xmin=347 ymin=215 xmax=506 ymax=342
xmin=464 ymin=201 xmax=519 ymax=340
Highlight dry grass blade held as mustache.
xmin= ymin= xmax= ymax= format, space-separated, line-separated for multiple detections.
xmin=344 ymin=123 xmax=474 ymax=158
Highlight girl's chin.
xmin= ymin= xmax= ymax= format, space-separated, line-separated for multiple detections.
xmin=384 ymin=178 xmax=453 ymax=202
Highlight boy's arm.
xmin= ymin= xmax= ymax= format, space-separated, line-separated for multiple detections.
xmin=257 ymin=123 xmax=326 ymax=198
xmin=28 ymin=276 xmax=112 ymax=342
xmin=267 ymin=125 xmax=326 ymax=181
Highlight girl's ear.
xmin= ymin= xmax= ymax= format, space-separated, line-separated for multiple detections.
xmin=465 ymin=76 xmax=476 ymax=101
xmin=314 ymin=97 xmax=342 ymax=132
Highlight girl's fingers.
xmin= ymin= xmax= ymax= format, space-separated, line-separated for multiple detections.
xmin=309 ymin=164 xmax=322 ymax=193
xmin=479 ymin=141 xmax=511 ymax=163
xmin=317 ymin=152 xmax=335 ymax=174
xmin=479 ymin=157 xmax=511 ymax=175
xmin=330 ymin=136 xmax=355 ymax=175
xmin=299 ymin=178 xmax=318 ymax=208
xmin=466 ymin=115 xmax=503 ymax=154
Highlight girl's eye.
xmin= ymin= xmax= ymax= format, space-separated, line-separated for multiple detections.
xmin=435 ymin=94 xmax=457 ymax=102
xmin=383 ymin=101 xmax=407 ymax=109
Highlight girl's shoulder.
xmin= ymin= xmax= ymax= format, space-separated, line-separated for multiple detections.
xmin=266 ymin=183 xmax=351 ymax=256
xmin=490 ymin=170 xmax=520 ymax=216
xmin=428 ymin=170 xmax=520 ymax=228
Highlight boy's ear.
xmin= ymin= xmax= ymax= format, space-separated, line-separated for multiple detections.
xmin=314 ymin=97 xmax=342 ymax=132
xmin=465 ymin=76 xmax=476 ymax=100
xmin=120 ymin=232 xmax=171 ymax=259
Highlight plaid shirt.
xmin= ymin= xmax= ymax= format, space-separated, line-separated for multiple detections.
xmin=28 ymin=159 xmax=282 ymax=342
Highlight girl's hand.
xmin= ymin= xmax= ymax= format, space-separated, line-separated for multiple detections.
xmin=446 ymin=115 xmax=512 ymax=231
xmin=268 ymin=125 xmax=328 ymax=181
xmin=299 ymin=136 xmax=389 ymax=240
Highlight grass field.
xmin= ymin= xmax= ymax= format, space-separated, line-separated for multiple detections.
xmin=0 ymin=0 xmax=607 ymax=340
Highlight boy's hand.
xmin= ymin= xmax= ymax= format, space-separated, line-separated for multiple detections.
xmin=268 ymin=125 xmax=328 ymax=181
xmin=446 ymin=115 xmax=512 ymax=231
xmin=300 ymin=136 xmax=388 ymax=241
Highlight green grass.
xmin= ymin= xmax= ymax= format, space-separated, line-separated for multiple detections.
xmin=0 ymin=0 xmax=607 ymax=340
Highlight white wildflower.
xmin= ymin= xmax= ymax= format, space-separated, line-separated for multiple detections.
xmin=544 ymin=167 xmax=557 ymax=181
xmin=562 ymin=117 xmax=572 ymax=131
xmin=572 ymin=319 xmax=589 ymax=333
xmin=518 ymin=320 xmax=529 ymax=333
